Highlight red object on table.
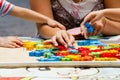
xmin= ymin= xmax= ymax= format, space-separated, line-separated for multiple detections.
xmin=0 ymin=77 xmax=22 ymax=80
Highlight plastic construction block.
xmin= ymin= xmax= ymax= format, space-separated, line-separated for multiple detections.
xmin=29 ymin=51 xmax=35 ymax=57
xmin=77 ymin=40 xmax=90 ymax=46
xmin=95 ymin=58 xmax=117 ymax=61
xmin=34 ymin=51 xmax=44 ymax=57
xmin=50 ymin=55 xmax=63 ymax=61
xmin=77 ymin=39 xmax=105 ymax=46
xmin=35 ymin=44 xmax=44 ymax=50
xmin=91 ymin=52 xmax=100 ymax=58
xmin=29 ymin=50 xmax=44 ymax=57
xmin=89 ymin=40 xmax=102 ymax=45
xmin=43 ymin=49 xmax=51 ymax=53
xmin=50 ymin=48 xmax=59 ymax=54
xmin=84 ymin=22 xmax=94 ymax=33
xmin=89 ymin=35 xmax=102 ymax=39
xmin=23 ymin=40 xmax=36 ymax=51
xmin=68 ymin=46 xmax=75 ymax=49
xmin=37 ymin=58 xmax=49 ymax=61
xmin=44 ymin=52 xmax=54 ymax=58
xmin=60 ymin=57 xmax=72 ymax=61
xmin=37 ymin=57 xmax=59 ymax=61
xmin=68 ymin=49 xmax=79 ymax=54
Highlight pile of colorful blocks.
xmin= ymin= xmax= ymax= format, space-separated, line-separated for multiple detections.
xmin=23 ymin=39 xmax=120 ymax=61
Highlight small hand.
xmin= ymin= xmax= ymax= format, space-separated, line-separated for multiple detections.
xmin=0 ymin=36 xmax=23 ymax=48
xmin=44 ymin=30 xmax=75 ymax=47
xmin=80 ymin=11 xmax=106 ymax=38
xmin=47 ymin=19 xmax=66 ymax=30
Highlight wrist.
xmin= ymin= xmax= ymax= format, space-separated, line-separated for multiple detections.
xmin=101 ymin=9 xmax=110 ymax=17
xmin=101 ymin=18 xmax=107 ymax=34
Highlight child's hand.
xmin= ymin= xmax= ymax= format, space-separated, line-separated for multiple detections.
xmin=44 ymin=30 xmax=75 ymax=47
xmin=83 ymin=11 xmax=104 ymax=25
xmin=80 ymin=11 xmax=106 ymax=39
xmin=0 ymin=36 xmax=23 ymax=48
xmin=47 ymin=19 xmax=66 ymax=30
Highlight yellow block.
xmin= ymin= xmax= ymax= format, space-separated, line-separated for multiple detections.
xmin=95 ymin=58 xmax=117 ymax=61
xmin=21 ymin=77 xmax=34 ymax=80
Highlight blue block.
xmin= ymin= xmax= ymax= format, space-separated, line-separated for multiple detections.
xmin=83 ymin=40 xmax=89 ymax=45
xmin=37 ymin=57 xmax=59 ymax=62
xmin=88 ymin=27 xmax=94 ymax=33
xmin=84 ymin=22 xmax=94 ymax=33
xmin=34 ymin=51 xmax=43 ymax=57
xmin=84 ymin=22 xmax=90 ymax=28
xmin=37 ymin=58 xmax=48 ymax=61
xmin=39 ymin=50 xmax=45 ymax=56
xmin=97 ymin=43 xmax=107 ymax=46
xmin=50 ymin=56 xmax=63 ymax=61
xmin=68 ymin=46 xmax=74 ymax=49
xmin=77 ymin=41 xmax=84 ymax=46
xmin=48 ymin=58 xmax=59 ymax=61
xmin=43 ymin=49 xmax=51 ymax=53
xmin=29 ymin=51 xmax=35 ymax=57
xmin=90 ymin=41 xmax=101 ymax=45
xmin=77 ymin=40 xmax=89 ymax=46
xmin=69 ymin=49 xmax=79 ymax=54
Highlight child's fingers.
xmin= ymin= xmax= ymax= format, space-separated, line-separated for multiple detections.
xmin=80 ymin=23 xmax=88 ymax=39
xmin=51 ymin=36 xmax=58 ymax=46
xmin=9 ymin=42 xmax=21 ymax=48
xmin=5 ymin=44 xmax=16 ymax=48
xmin=4 ymin=42 xmax=18 ymax=48
xmin=84 ymin=12 xmax=96 ymax=23
xmin=61 ymin=32 xmax=71 ymax=46
xmin=13 ymin=39 xmax=23 ymax=46
xmin=56 ymin=33 xmax=67 ymax=47
xmin=69 ymin=34 xmax=75 ymax=45
xmin=92 ymin=20 xmax=104 ymax=35
xmin=94 ymin=25 xmax=102 ymax=35
xmin=90 ymin=16 xmax=101 ymax=25
xmin=43 ymin=39 xmax=52 ymax=44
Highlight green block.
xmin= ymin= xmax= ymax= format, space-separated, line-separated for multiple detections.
xmin=89 ymin=35 xmax=101 ymax=39
xmin=103 ymin=46 xmax=111 ymax=50
xmin=60 ymin=58 xmax=72 ymax=61
xmin=91 ymin=52 xmax=100 ymax=58
xmin=44 ymin=52 xmax=53 ymax=58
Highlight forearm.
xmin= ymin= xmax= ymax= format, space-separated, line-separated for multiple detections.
xmin=37 ymin=24 xmax=60 ymax=39
xmin=104 ymin=0 xmax=120 ymax=8
xmin=102 ymin=18 xmax=120 ymax=35
xmin=9 ymin=6 xmax=49 ymax=23
xmin=102 ymin=9 xmax=120 ymax=22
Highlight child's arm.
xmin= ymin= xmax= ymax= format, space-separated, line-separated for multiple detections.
xmin=0 ymin=0 xmax=65 ymax=30
xmin=10 ymin=6 xmax=49 ymax=23
xmin=82 ymin=9 xmax=120 ymax=25
xmin=9 ymin=6 xmax=65 ymax=30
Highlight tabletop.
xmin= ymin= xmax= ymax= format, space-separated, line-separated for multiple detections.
xmin=0 ymin=36 xmax=120 ymax=80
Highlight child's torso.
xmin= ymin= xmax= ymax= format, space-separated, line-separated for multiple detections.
xmin=51 ymin=0 xmax=104 ymax=29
